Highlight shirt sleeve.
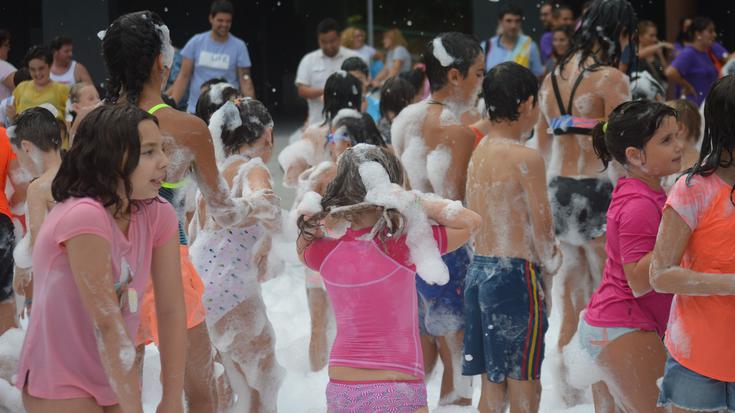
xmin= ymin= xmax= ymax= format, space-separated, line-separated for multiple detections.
xmin=151 ymin=199 xmax=179 ymax=248
xmin=432 ymin=225 xmax=448 ymax=255
xmin=237 ymin=40 xmax=252 ymax=68
xmin=53 ymin=200 xmax=113 ymax=245
xmin=540 ymin=32 xmax=553 ymax=62
xmin=529 ymin=42 xmax=544 ymax=77
xmin=181 ymin=35 xmax=198 ymax=61
xmin=665 ymin=175 xmax=713 ymax=230
xmin=394 ymin=46 xmax=411 ymax=65
xmin=618 ymin=196 xmax=662 ymax=264
xmin=295 ymin=54 xmax=311 ymax=86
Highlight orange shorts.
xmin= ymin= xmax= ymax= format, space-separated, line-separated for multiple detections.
xmin=136 ymin=245 xmax=207 ymax=345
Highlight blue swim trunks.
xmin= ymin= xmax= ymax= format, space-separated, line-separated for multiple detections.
xmin=416 ymin=245 xmax=471 ymax=336
xmin=462 ymin=256 xmax=548 ymax=383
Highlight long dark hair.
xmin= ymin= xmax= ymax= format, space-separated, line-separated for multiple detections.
xmin=687 ymin=76 xmax=735 ymax=202
xmin=591 ymin=100 xmax=677 ymax=169
xmin=52 ymin=105 xmax=157 ymax=216
xmin=333 ymin=112 xmax=386 ymax=147
xmin=322 ymin=71 xmax=363 ymax=125
xmin=102 ymin=11 xmax=165 ymax=105
xmin=557 ymin=0 xmax=637 ymax=75
xmin=297 ymin=145 xmax=404 ymax=244
xmin=220 ymin=98 xmax=274 ymax=156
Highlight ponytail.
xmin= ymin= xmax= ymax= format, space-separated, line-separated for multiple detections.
xmin=591 ymin=121 xmax=613 ymax=169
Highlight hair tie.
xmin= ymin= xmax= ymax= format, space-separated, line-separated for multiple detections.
xmin=602 ymin=122 xmax=608 ymax=133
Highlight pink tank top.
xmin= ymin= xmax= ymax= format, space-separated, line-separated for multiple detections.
xmin=304 ymin=225 xmax=448 ymax=378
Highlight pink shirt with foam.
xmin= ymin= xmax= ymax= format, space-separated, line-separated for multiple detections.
xmin=16 ymin=197 xmax=178 ymax=405
xmin=585 ymin=177 xmax=673 ymax=337
xmin=304 ymin=225 xmax=448 ymax=378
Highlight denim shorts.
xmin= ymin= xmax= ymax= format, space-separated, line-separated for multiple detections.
xmin=658 ymin=353 xmax=735 ymax=412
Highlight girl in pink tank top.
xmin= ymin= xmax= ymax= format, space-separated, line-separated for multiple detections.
xmin=16 ymin=105 xmax=186 ymax=413
xmin=296 ymin=145 xmax=480 ymax=412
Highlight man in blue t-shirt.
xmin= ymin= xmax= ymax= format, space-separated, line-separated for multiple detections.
xmin=168 ymin=0 xmax=254 ymax=113
xmin=482 ymin=5 xmax=544 ymax=78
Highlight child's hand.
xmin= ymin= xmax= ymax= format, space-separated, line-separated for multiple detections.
xmin=12 ymin=266 xmax=31 ymax=297
xmin=156 ymin=396 xmax=183 ymax=413
xmin=543 ymin=242 xmax=563 ymax=276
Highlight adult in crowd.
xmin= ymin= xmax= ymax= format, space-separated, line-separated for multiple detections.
xmin=541 ymin=4 xmax=575 ymax=63
xmin=666 ymin=17 xmax=719 ymax=106
xmin=371 ymin=28 xmax=412 ymax=87
xmin=544 ymin=25 xmax=573 ymax=75
xmin=633 ymin=21 xmax=672 ymax=94
xmin=13 ymin=46 xmax=69 ymax=121
xmin=168 ymin=0 xmax=255 ymax=113
xmin=482 ymin=5 xmax=544 ymax=77
xmin=341 ymin=26 xmax=375 ymax=65
xmin=0 ymin=30 xmax=16 ymax=101
xmin=295 ymin=18 xmax=358 ymax=126
xmin=49 ymin=36 xmax=93 ymax=86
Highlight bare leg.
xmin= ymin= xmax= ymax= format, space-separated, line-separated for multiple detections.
xmin=0 ymin=298 xmax=17 ymax=336
xmin=306 ymin=286 xmax=329 ymax=372
xmin=478 ymin=376 xmax=507 ymax=413
xmin=556 ymin=243 xmax=588 ymax=407
xmin=507 ymin=378 xmax=541 ymax=413
xmin=437 ymin=333 xmax=472 ymax=406
xmin=421 ymin=334 xmax=438 ymax=377
xmin=184 ymin=322 xmax=218 ymax=413
xmin=23 ymin=391 xmax=104 ymax=413
xmin=596 ymin=331 xmax=667 ymax=413
xmin=591 ymin=381 xmax=618 ymax=413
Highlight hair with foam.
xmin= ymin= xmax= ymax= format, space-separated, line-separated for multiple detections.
xmin=424 ymin=32 xmax=482 ymax=92
xmin=322 ymin=71 xmax=363 ymax=124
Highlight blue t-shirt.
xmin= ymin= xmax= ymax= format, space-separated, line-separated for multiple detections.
xmin=671 ymin=45 xmax=718 ymax=106
xmin=484 ymin=34 xmax=544 ymax=77
xmin=181 ymin=31 xmax=252 ymax=112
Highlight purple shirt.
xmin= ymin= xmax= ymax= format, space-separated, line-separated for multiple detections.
xmin=585 ymin=178 xmax=673 ymax=337
xmin=540 ymin=31 xmax=553 ymax=63
xmin=671 ymin=45 xmax=718 ymax=106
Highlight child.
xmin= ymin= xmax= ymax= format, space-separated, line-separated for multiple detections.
xmin=194 ymin=81 xmax=239 ymax=123
xmin=341 ymin=56 xmax=380 ymax=121
xmin=189 ymin=99 xmax=283 ymax=413
xmin=15 ymin=104 xmax=186 ymax=412
xmin=297 ymin=144 xmax=481 ymax=412
xmin=581 ymin=101 xmax=681 ymax=412
xmin=464 ymin=62 xmax=561 ymax=413
xmin=66 ymin=81 xmax=100 ymax=142
xmin=9 ymin=107 xmax=63 ymax=315
xmin=667 ymin=99 xmax=701 ymax=171
xmin=377 ymin=76 xmax=415 ymax=146
xmin=12 ymin=46 xmax=69 ymax=121
xmin=651 ymin=75 xmax=735 ymax=413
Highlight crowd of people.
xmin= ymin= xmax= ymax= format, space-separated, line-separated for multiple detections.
xmin=0 ymin=0 xmax=733 ymax=412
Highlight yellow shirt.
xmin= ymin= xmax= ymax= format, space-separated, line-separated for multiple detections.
xmin=13 ymin=80 xmax=69 ymax=119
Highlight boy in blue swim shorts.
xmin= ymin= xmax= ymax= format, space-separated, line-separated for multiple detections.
xmin=463 ymin=61 xmax=562 ymax=412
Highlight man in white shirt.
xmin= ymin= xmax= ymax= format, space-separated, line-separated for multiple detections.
xmin=295 ymin=18 xmax=359 ymax=126
xmin=49 ymin=36 xmax=93 ymax=86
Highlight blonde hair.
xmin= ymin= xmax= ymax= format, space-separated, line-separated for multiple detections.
xmin=383 ymin=28 xmax=407 ymax=49
xmin=69 ymin=81 xmax=94 ymax=103
xmin=341 ymin=27 xmax=364 ymax=49
xmin=666 ymin=99 xmax=701 ymax=143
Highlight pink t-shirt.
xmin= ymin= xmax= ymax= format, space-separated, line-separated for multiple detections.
xmin=304 ymin=225 xmax=448 ymax=378
xmin=585 ymin=177 xmax=672 ymax=337
xmin=16 ymin=197 xmax=178 ymax=405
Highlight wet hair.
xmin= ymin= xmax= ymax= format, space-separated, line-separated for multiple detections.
xmin=380 ymin=77 xmax=415 ymax=119
xmin=13 ymin=68 xmax=31 ymax=86
xmin=591 ymin=100 xmax=677 ymax=169
xmin=200 ymin=77 xmax=227 ymax=93
xmin=398 ymin=66 xmax=426 ymax=93
xmin=161 ymin=93 xmax=177 ymax=108
xmin=50 ymin=36 xmax=73 ymax=51
xmin=334 ymin=112 xmax=386 ymax=147
xmin=52 ymin=104 xmax=158 ymax=216
xmin=675 ymin=17 xmax=691 ymax=45
xmin=499 ymin=5 xmax=523 ymax=20
xmin=666 ymin=99 xmax=701 ymax=143
xmin=195 ymin=83 xmax=239 ymax=123
xmin=424 ymin=32 xmax=482 ymax=92
xmin=210 ymin=0 xmax=234 ymax=17
xmin=322 ymin=71 xmax=363 ymax=124
xmin=482 ymin=62 xmax=538 ymax=123
xmin=220 ymin=99 xmax=273 ymax=156
xmin=687 ymin=17 xmax=713 ymax=40
xmin=341 ymin=57 xmax=369 ymax=77
xmin=11 ymin=107 xmax=62 ymax=151
xmin=102 ymin=11 xmax=165 ymax=105
xmin=0 ymin=30 xmax=9 ymax=47
xmin=558 ymin=0 xmax=637 ymax=73
xmin=23 ymin=45 xmax=53 ymax=67
xmin=687 ymin=76 xmax=735 ymax=197
xmin=317 ymin=18 xmax=339 ymax=35
xmin=297 ymin=145 xmax=405 ymax=243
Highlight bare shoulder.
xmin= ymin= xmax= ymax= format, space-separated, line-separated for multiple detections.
xmin=156 ymin=107 xmax=210 ymax=143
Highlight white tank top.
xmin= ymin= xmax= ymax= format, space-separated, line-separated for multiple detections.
xmin=50 ymin=60 xmax=77 ymax=85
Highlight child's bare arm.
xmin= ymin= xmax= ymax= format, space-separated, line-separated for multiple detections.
xmin=623 ymin=253 xmax=654 ymax=297
xmin=420 ymin=196 xmax=481 ymax=253
xmin=651 ymin=208 xmax=735 ymax=295
xmin=442 ymin=126 xmax=475 ymax=200
xmin=519 ymin=150 xmax=561 ymax=274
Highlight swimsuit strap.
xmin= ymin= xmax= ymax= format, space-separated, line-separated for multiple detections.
xmin=551 ymin=63 xmax=601 ymax=116
xmin=161 ymin=180 xmax=186 ymax=189
xmin=147 ymin=103 xmax=170 ymax=115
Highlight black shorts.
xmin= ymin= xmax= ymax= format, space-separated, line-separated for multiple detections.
xmin=548 ymin=176 xmax=613 ymax=245
xmin=0 ymin=214 xmax=15 ymax=301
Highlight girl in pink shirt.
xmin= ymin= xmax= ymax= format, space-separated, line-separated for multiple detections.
xmin=16 ymin=105 xmax=186 ymax=413
xmin=580 ymin=100 xmax=682 ymax=412
xmin=296 ymin=145 xmax=480 ymax=413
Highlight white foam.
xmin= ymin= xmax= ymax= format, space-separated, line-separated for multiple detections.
xmin=332 ymin=108 xmax=362 ymax=127
xmin=426 ymin=145 xmax=452 ymax=197
xmin=207 ymin=82 xmax=237 ymax=105
xmin=432 ymin=37 xmax=456 ymax=67
xmin=296 ymin=191 xmax=323 ymax=217
xmin=208 ymin=101 xmax=243 ymax=166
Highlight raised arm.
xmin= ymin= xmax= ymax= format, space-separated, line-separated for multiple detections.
xmin=420 ymin=195 xmax=481 ymax=253
xmin=238 ymin=67 xmax=255 ymax=98
xmin=650 ymin=208 xmax=735 ymax=295
xmin=150 ymin=234 xmax=186 ymax=411
xmin=66 ymin=234 xmax=143 ymax=413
